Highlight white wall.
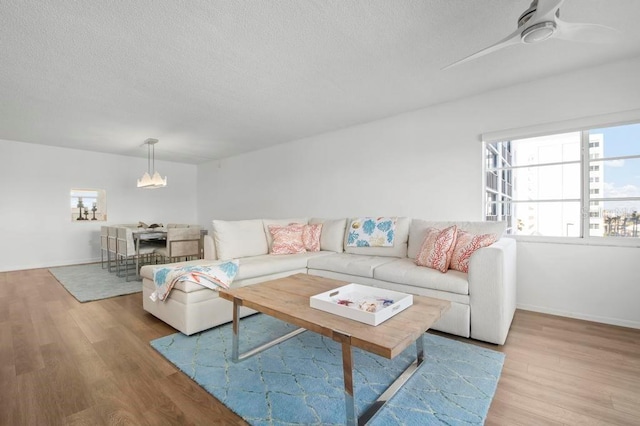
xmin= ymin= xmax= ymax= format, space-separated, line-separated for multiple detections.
xmin=516 ymin=241 xmax=639 ymax=328
xmin=0 ymin=140 xmax=198 ymax=271
xmin=198 ymin=56 xmax=640 ymax=329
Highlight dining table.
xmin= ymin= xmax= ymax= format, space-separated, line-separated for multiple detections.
xmin=132 ymin=228 xmax=208 ymax=279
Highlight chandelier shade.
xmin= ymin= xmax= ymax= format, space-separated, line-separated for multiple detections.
xmin=137 ymin=138 xmax=167 ymax=189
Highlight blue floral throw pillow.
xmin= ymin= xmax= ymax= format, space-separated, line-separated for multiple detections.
xmin=346 ymin=217 xmax=397 ymax=247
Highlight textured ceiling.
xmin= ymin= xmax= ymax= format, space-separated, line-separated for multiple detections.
xmin=1 ymin=0 xmax=640 ymax=164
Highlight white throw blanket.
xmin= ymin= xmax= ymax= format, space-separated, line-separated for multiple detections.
xmin=149 ymin=260 xmax=239 ymax=302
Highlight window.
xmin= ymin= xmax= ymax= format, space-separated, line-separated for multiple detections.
xmin=70 ymin=189 xmax=107 ymax=221
xmin=484 ymin=122 xmax=640 ymax=241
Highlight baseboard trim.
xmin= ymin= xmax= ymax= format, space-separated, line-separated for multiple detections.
xmin=517 ymin=303 xmax=640 ymax=330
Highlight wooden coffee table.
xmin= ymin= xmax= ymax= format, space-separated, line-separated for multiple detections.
xmin=218 ymin=273 xmax=450 ymax=426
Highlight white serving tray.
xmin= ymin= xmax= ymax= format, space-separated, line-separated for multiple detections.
xmin=310 ymin=283 xmax=413 ymax=326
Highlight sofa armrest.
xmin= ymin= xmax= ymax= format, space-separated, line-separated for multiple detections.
xmin=203 ymin=235 xmax=217 ymax=260
xmin=467 ymin=237 xmax=517 ymax=345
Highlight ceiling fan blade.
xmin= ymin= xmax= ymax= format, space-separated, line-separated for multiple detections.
xmin=528 ymin=0 xmax=564 ymax=24
xmin=442 ymin=27 xmax=522 ymax=70
xmin=555 ymin=19 xmax=622 ymax=44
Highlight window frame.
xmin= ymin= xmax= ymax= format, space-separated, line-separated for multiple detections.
xmin=483 ymin=119 xmax=640 ymax=247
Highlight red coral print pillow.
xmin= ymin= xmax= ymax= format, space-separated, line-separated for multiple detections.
xmin=449 ymin=230 xmax=497 ymax=273
xmin=268 ymin=224 xmax=306 ymax=255
xmin=301 ymin=223 xmax=323 ymax=252
xmin=415 ymin=226 xmax=458 ymax=273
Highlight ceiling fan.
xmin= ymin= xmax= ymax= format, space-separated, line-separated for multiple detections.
xmin=443 ymin=0 xmax=620 ymax=70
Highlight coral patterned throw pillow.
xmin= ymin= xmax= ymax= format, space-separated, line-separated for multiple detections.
xmin=301 ymin=223 xmax=323 ymax=252
xmin=415 ymin=226 xmax=458 ymax=273
xmin=449 ymin=230 xmax=497 ymax=273
xmin=268 ymin=224 xmax=306 ymax=255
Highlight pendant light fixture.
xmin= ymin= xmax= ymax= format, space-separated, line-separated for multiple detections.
xmin=137 ymin=138 xmax=167 ymax=189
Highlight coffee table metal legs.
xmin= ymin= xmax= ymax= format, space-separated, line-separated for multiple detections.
xmin=336 ymin=331 xmax=425 ymax=426
xmin=357 ymin=334 xmax=425 ymax=425
xmin=230 ymin=297 xmax=306 ymax=363
xmin=229 ymin=298 xmax=426 ymax=425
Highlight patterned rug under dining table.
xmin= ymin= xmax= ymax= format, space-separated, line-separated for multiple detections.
xmin=218 ymin=273 xmax=451 ymax=426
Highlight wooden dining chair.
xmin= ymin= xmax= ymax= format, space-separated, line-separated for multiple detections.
xmin=154 ymin=227 xmax=201 ymax=264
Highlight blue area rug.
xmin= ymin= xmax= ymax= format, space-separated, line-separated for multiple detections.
xmin=151 ymin=314 xmax=504 ymax=425
xmin=49 ymin=262 xmax=141 ymax=302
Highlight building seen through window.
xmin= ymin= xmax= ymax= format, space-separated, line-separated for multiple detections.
xmin=484 ymin=122 xmax=640 ymax=239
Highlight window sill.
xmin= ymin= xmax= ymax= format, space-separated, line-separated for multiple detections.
xmin=510 ymin=235 xmax=640 ymax=248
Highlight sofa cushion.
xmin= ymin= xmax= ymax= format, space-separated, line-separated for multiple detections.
xmin=415 ymin=225 xmax=458 ymax=273
xmin=344 ymin=217 xmax=411 ymax=258
xmin=235 ymin=252 xmax=330 ymax=281
xmin=212 ymin=219 xmax=268 ymax=260
xmin=408 ymin=220 xmax=507 ymax=259
xmin=141 ymin=253 xmax=329 ymax=293
xmin=307 ymin=253 xmax=396 ymax=278
xmin=263 ymin=218 xmax=308 ymax=249
xmin=373 ymin=258 xmax=469 ymax=295
xmin=309 ymin=218 xmax=347 ymax=253
xmin=268 ymin=224 xmax=306 ymax=255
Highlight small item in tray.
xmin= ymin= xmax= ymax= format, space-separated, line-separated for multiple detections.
xmin=358 ymin=299 xmax=379 ymax=313
xmin=377 ymin=297 xmax=394 ymax=307
xmin=336 ymin=299 xmax=353 ymax=306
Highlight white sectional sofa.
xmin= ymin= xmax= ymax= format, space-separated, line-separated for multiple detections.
xmin=141 ymin=217 xmax=516 ymax=345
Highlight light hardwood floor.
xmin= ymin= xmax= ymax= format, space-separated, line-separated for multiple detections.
xmin=1 ymin=267 xmax=639 ymax=425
